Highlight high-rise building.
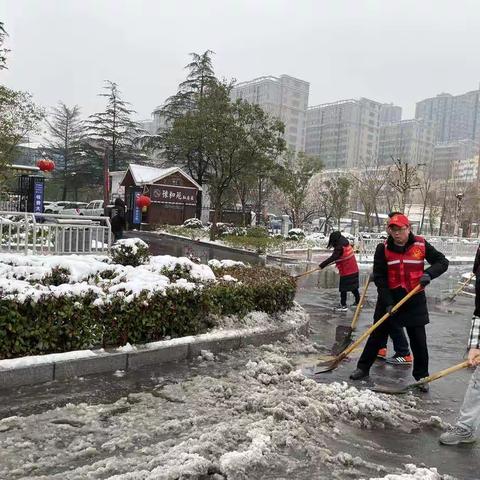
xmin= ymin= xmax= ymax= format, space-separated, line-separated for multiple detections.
xmin=305 ymin=97 xmax=381 ymax=169
xmin=432 ymin=139 xmax=478 ymax=180
xmin=231 ymin=75 xmax=310 ymax=153
xmin=452 ymin=155 xmax=479 ymax=184
xmin=377 ymin=119 xmax=435 ymax=167
xmin=379 ymin=103 xmax=402 ymax=125
xmin=415 ymin=89 xmax=480 ymax=143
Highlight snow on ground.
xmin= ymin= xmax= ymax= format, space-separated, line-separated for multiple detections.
xmin=0 ymin=331 xmax=452 ymax=480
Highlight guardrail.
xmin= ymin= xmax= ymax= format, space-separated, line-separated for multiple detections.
xmin=0 ymin=211 xmax=112 ymax=255
xmin=357 ymin=237 xmax=478 ymax=261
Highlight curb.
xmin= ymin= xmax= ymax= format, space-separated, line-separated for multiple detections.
xmin=0 ymin=318 xmax=309 ymax=389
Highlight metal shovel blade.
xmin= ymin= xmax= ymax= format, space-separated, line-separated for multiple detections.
xmin=314 ymin=358 xmax=341 ymax=374
xmin=370 ymin=383 xmax=412 ymax=394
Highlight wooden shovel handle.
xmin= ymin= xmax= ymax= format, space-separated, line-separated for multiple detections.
xmin=294 ymin=267 xmax=321 ymax=279
xmin=340 ymin=284 xmax=422 ymax=360
xmin=350 ymin=274 xmax=371 ymax=330
xmin=414 ymin=360 xmax=470 ymax=386
xmin=448 ymin=272 xmax=475 ymax=302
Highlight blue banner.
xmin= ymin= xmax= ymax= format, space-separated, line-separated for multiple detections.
xmin=33 ymin=179 xmax=44 ymax=213
xmin=133 ymin=191 xmax=142 ymax=224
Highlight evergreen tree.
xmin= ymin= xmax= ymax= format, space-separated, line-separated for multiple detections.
xmin=161 ymin=50 xmax=216 ymax=120
xmin=88 ymin=81 xmax=142 ymax=171
xmin=0 ymin=21 xmax=9 ymax=71
xmin=161 ymin=81 xmax=285 ymax=238
xmin=145 ymin=51 xmax=217 ymax=218
xmin=46 ymin=103 xmax=85 ymax=200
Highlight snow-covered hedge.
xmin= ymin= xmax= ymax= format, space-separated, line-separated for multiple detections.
xmin=0 ymin=254 xmax=296 ymax=358
xmin=110 ymin=238 xmax=150 ymax=267
xmin=182 ymin=218 xmax=203 ymax=229
xmin=288 ymin=228 xmax=305 ymax=241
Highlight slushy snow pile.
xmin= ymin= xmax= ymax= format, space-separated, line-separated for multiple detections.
xmin=0 ymin=331 xmax=453 ymax=480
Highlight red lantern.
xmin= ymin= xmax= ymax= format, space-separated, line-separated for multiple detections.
xmin=136 ymin=195 xmax=151 ymax=208
xmin=36 ymin=158 xmax=55 ymax=172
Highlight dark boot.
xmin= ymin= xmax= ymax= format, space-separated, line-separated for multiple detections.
xmin=349 ymin=368 xmax=369 ymax=380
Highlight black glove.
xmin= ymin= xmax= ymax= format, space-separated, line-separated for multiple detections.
xmin=419 ymin=273 xmax=431 ymax=286
xmin=386 ymin=305 xmax=393 ymax=314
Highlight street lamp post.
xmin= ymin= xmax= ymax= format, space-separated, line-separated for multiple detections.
xmin=453 ymin=192 xmax=464 ymax=237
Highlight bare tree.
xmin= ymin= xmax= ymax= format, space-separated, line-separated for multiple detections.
xmin=273 ymin=151 xmax=323 ymax=228
xmin=350 ymin=163 xmax=390 ymax=230
xmin=417 ymin=164 xmax=434 ymax=234
xmin=308 ymin=174 xmax=352 ymax=233
xmin=388 ymin=157 xmax=421 ymax=212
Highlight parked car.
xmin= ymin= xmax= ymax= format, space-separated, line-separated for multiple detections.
xmin=44 ymin=201 xmax=70 ymax=214
xmin=60 ymin=202 xmax=88 ymax=216
xmin=81 ymin=200 xmax=106 ymax=216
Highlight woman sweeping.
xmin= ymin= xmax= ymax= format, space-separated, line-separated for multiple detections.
xmin=319 ymin=231 xmax=360 ymax=312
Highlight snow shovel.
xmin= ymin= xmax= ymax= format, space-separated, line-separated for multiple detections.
xmin=293 ymin=267 xmax=322 ymax=279
xmin=445 ymin=272 xmax=475 ymax=303
xmin=314 ymin=284 xmax=422 ymax=374
xmin=371 ymin=359 xmax=472 ymax=394
xmin=331 ymin=273 xmax=372 ymax=355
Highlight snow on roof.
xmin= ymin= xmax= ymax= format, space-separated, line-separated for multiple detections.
xmin=123 ymin=164 xmax=202 ymax=190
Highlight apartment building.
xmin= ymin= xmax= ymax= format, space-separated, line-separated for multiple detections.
xmin=231 ymin=74 xmax=310 ymax=152
xmin=377 ymin=119 xmax=435 ymax=167
xmin=452 ymin=156 xmax=479 ymax=183
xmin=379 ymin=103 xmax=402 ymax=125
xmin=305 ymin=97 xmax=381 ymax=169
xmin=433 ymin=139 xmax=478 ymax=180
xmin=415 ymin=89 xmax=480 ymax=143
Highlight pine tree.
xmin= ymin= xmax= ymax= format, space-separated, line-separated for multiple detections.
xmin=0 ymin=21 xmax=9 ymax=71
xmin=46 ymin=103 xmax=86 ymax=200
xmin=145 ymin=51 xmax=217 ymax=218
xmin=161 ymin=50 xmax=216 ymax=120
xmin=88 ymin=81 xmax=142 ymax=171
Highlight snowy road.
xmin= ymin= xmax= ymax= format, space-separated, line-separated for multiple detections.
xmin=0 ymin=264 xmax=479 ymax=479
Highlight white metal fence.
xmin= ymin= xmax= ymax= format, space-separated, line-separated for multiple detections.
xmin=0 ymin=211 xmax=112 ymax=255
xmin=357 ymin=237 xmax=478 ymax=261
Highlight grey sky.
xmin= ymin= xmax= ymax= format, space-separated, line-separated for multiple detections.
xmin=2 ymin=0 xmax=480 ymax=121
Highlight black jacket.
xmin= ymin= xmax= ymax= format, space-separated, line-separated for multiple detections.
xmin=473 ymin=244 xmax=480 ymax=275
xmin=373 ymin=233 xmax=449 ymax=327
xmin=110 ymin=207 xmax=126 ymax=233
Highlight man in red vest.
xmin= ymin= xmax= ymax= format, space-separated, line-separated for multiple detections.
xmin=349 ymin=213 xmax=449 ymax=390
xmin=320 ymin=231 xmax=360 ymax=312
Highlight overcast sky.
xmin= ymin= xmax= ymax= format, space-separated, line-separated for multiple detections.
xmin=2 ymin=0 xmax=480 ymax=121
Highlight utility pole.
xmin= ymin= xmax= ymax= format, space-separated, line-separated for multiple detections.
xmin=103 ymin=149 xmax=109 ymax=215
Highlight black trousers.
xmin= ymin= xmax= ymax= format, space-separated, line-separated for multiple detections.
xmin=357 ymin=319 xmax=429 ymax=380
xmin=340 ymin=290 xmax=360 ymax=306
xmin=475 ymin=277 xmax=480 ymax=317
xmin=379 ymin=322 xmax=410 ymax=356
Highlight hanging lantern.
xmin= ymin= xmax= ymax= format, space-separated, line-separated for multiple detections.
xmin=36 ymin=158 xmax=55 ymax=172
xmin=136 ymin=195 xmax=151 ymax=209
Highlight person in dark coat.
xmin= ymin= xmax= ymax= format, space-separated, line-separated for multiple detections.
xmin=320 ymin=231 xmax=360 ymax=312
xmin=350 ymin=213 xmax=449 ymax=389
xmin=473 ymin=244 xmax=480 ymax=317
xmin=110 ymin=198 xmax=126 ymax=242
xmin=377 ymin=211 xmax=414 ymax=366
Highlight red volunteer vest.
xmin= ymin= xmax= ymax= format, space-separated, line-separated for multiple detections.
xmin=336 ymin=244 xmax=359 ymax=276
xmin=384 ymin=236 xmax=425 ymax=292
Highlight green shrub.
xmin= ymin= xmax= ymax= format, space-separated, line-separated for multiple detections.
xmin=111 ymin=238 xmax=150 ymax=267
xmin=0 ymin=265 xmax=296 ymax=358
xmin=42 ymin=266 xmax=71 ymax=286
